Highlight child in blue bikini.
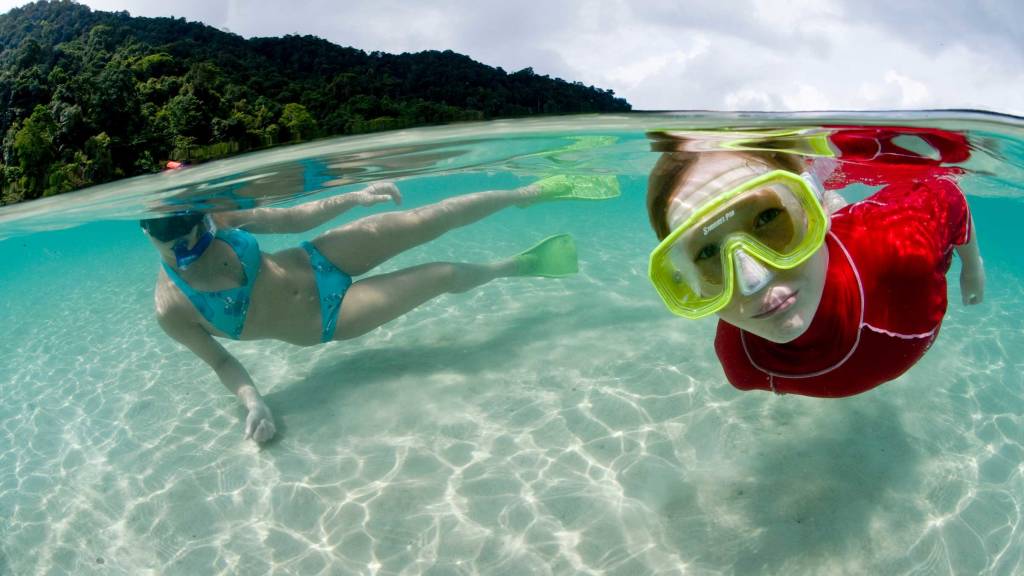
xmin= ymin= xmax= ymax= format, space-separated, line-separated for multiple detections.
xmin=142 ymin=177 xmax=616 ymax=443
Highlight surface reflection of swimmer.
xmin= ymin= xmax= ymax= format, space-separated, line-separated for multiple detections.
xmin=143 ymin=176 xmax=618 ymax=443
xmin=646 ymin=128 xmax=985 ymax=398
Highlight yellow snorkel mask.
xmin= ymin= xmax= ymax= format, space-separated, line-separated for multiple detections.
xmin=648 ymin=169 xmax=829 ymax=319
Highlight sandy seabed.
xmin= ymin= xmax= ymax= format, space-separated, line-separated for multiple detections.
xmin=1 ymin=188 xmax=1021 ymax=576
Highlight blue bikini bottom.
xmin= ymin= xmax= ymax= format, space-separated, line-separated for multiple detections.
xmin=300 ymin=241 xmax=353 ymax=342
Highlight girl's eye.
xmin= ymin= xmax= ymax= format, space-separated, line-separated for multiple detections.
xmin=755 ymin=208 xmax=782 ymax=228
xmin=695 ymin=244 xmax=719 ymax=261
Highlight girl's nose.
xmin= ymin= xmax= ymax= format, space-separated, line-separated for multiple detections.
xmin=734 ymin=249 xmax=774 ymax=296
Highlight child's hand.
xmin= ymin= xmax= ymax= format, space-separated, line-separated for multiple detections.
xmin=960 ymin=260 xmax=985 ymax=305
xmin=244 ymin=401 xmax=276 ymax=443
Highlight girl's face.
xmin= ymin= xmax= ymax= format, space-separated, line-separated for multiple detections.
xmin=667 ymin=153 xmax=829 ymax=343
xmin=145 ymin=219 xmax=209 ymax=268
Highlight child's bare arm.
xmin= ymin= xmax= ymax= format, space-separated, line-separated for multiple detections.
xmin=957 ymin=215 xmax=984 ymax=305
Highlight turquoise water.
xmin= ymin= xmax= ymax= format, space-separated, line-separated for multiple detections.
xmin=0 ymin=113 xmax=1022 ymax=575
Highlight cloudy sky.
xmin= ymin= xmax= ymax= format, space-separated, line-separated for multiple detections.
xmin=3 ymin=0 xmax=1022 ymax=114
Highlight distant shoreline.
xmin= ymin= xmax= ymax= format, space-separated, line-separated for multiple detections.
xmin=0 ymin=0 xmax=630 ymax=206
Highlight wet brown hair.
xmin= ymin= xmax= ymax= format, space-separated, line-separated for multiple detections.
xmin=646 ymin=132 xmax=806 ymax=240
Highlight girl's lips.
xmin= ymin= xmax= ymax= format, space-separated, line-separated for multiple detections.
xmin=752 ymin=290 xmax=799 ymax=319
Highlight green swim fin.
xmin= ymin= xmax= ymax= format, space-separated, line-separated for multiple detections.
xmin=534 ymin=175 xmax=621 ymax=202
xmin=516 ymin=234 xmax=579 ymax=278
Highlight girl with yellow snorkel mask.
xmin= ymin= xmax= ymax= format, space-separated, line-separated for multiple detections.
xmin=646 ymin=128 xmax=984 ymax=398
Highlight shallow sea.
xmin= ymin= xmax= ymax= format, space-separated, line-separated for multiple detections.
xmin=0 ymin=112 xmax=1022 ymax=575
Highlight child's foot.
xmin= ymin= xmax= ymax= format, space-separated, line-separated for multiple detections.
xmin=515 ymin=234 xmax=579 ymax=278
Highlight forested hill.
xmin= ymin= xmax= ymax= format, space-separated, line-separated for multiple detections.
xmin=0 ymin=1 xmax=631 ymax=204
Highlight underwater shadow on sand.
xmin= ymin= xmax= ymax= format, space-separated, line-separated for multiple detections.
xmin=263 ymin=300 xmax=663 ymax=433
xmin=665 ymin=399 xmax=924 ymax=574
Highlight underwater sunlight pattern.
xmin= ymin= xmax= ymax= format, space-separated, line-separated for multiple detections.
xmin=0 ymin=112 xmax=1022 ymax=575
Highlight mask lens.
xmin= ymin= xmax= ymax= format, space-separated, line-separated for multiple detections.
xmin=668 ymin=180 xmax=809 ymax=295
xmin=142 ymin=212 xmax=205 ymax=242
xmin=649 ymin=169 xmax=827 ymax=319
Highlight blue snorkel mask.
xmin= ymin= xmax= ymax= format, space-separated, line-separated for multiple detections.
xmin=172 ymin=215 xmax=216 ymax=269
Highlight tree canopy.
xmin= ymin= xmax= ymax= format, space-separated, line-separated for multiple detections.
xmin=0 ymin=0 xmax=631 ymax=204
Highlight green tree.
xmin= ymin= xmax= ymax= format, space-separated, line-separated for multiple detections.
xmin=84 ymin=132 xmax=113 ymax=182
xmin=161 ymin=92 xmax=205 ymax=140
xmin=13 ymin=105 xmax=56 ymax=178
xmin=172 ymin=135 xmax=197 ymax=161
xmin=279 ymin=103 xmax=317 ymax=141
xmin=0 ymin=0 xmax=629 ymax=204
xmin=131 ymin=52 xmax=177 ymax=79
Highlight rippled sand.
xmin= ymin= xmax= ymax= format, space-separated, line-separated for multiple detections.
xmin=1 ymin=178 xmax=1021 ymax=575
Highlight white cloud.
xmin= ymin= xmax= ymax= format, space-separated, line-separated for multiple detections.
xmin=782 ymin=84 xmax=831 ymax=111
xmin=724 ymin=89 xmax=776 ymax=110
xmin=599 ymin=40 xmax=711 ymax=90
xmin=884 ymin=71 xmax=931 ymax=108
xmin=0 ymin=0 xmax=1020 ymax=114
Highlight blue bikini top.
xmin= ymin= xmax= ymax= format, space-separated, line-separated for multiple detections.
xmin=162 ymin=229 xmax=261 ymax=340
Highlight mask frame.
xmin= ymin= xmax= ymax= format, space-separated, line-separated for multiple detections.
xmin=649 ymin=170 xmax=829 ymax=319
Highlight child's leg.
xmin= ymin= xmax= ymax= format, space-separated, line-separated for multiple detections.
xmin=332 ymin=258 xmax=518 ymax=340
xmin=311 ymin=188 xmax=533 ymax=277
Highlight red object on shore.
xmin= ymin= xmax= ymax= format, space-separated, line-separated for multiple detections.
xmin=165 ymin=160 xmax=185 ymax=170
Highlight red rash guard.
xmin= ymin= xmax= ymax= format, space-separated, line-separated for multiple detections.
xmin=823 ymin=126 xmax=970 ymax=188
xmin=714 ymin=175 xmax=972 ymax=398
